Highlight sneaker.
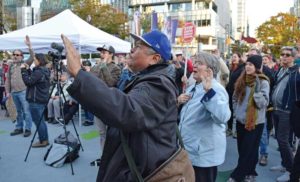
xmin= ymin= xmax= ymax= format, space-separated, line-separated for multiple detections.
xmin=232 ymin=131 xmax=237 ymax=139
xmin=270 ymin=165 xmax=286 ymax=172
xmin=10 ymin=129 xmax=23 ymax=136
xmin=259 ymin=155 xmax=268 ymax=166
xmin=83 ymin=121 xmax=94 ymax=126
xmin=23 ymin=129 xmax=31 ymax=137
xmin=226 ymin=129 xmax=232 ymax=136
xmin=55 ymin=117 xmax=65 ymax=125
xmin=244 ymin=175 xmax=256 ymax=182
xmin=226 ymin=177 xmax=237 ymax=182
xmin=32 ymin=140 xmax=49 ymax=148
xmin=90 ymin=158 xmax=101 ymax=167
xmin=47 ymin=117 xmax=54 ymax=123
xmin=276 ymin=171 xmax=290 ymax=182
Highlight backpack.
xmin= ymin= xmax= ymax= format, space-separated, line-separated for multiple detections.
xmin=44 ymin=131 xmax=80 ymax=167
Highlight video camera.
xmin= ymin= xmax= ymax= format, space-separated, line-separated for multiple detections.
xmin=48 ymin=42 xmax=65 ymax=62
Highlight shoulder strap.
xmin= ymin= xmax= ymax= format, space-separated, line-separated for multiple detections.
xmin=275 ymin=70 xmax=289 ymax=86
xmin=120 ymin=131 xmax=144 ymax=182
xmin=120 ymin=125 xmax=184 ymax=182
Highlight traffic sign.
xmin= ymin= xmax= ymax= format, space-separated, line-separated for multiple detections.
xmin=182 ymin=22 xmax=196 ymax=43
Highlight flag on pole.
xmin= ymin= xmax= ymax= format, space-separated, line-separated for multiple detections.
xmin=151 ymin=11 xmax=158 ymax=30
xmin=171 ymin=19 xmax=178 ymax=44
xmin=133 ymin=11 xmax=141 ymax=36
xmin=162 ymin=15 xmax=172 ymax=41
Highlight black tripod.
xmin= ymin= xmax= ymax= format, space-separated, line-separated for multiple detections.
xmin=24 ymin=60 xmax=84 ymax=175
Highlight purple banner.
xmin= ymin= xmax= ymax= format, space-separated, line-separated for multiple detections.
xmin=151 ymin=11 xmax=158 ymax=30
xmin=171 ymin=19 xmax=178 ymax=44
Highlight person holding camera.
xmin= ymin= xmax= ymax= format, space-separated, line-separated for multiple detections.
xmin=21 ymin=36 xmax=51 ymax=148
xmin=61 ymin=30 xmax=181 ymax=181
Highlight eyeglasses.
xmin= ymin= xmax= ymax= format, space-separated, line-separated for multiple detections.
xmin=280 ymin=53 xmax=292 ymax=57
xmin=13 ymin=54 xmax=22 ymax=57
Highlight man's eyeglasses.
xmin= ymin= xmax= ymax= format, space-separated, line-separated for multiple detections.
xmin=280 ymin=53 xmax=292 ymax=57
xmin=13 ymin=54 xmax=22 ymax=57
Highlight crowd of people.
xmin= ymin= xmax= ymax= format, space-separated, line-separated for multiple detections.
xmin=0 ymin=29 xmax=299 ymax=182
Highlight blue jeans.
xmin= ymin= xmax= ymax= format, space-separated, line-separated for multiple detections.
xmin=84 ymin=110 xmax=94 ymax=122
xmin=29 ymin=103 xmax=48 ymax=142
xmin=11 ymin=90 xmax=32 ymax=130
xmin=259 ymin=123 xmax=269 ymax=156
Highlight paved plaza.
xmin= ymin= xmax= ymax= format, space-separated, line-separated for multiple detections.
xmin=0 ymin=110 xmax=284 ymax=182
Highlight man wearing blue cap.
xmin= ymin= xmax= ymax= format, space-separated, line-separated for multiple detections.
xmin=61 ymin=30 xmax=190 ymax=181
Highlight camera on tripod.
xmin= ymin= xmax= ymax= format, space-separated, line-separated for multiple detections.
xmin=48 ymin=42 xmax=65 ymax=63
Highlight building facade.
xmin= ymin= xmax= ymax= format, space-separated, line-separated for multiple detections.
xmin=128 ymin=0 xmax=231 ymax=54
xmin=234 ymin=0 xmax=247 ymax=40
xmin=294 ymin=0 xmax=300 ymax=17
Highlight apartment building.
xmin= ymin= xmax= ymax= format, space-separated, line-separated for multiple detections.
xmin=128 ymin=0 xmax=231 ymax=54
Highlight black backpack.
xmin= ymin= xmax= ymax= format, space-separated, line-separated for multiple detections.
xmin=44 ymin=131 xmax=80 ymax=167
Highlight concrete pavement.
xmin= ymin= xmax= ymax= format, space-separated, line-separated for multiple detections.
xmin=0 ymin=110 xmax=284 ymax=182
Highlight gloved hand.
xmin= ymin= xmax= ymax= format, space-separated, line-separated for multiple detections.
xmin=255 ymin=75 xmax=261 ymax=93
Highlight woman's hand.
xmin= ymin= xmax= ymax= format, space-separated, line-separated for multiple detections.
xmin=201 ymin=68 xmax=213 ymax=92
xmin=177 ymin=93 xmax=191 ymax=105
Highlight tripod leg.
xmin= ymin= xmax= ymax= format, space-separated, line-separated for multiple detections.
xmin=24 ymin=84 xmax=56 ymax=162
xmin=24 ymin=105 xmax=46 ymax=162
xmin=71 ymin=119 xmax=84 ymax=151
xmin=63 ymin=126 xmax=75 ymax=175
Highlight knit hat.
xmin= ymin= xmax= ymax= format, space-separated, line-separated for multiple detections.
xmin=246 ymin=55 xmax=262 ymax=70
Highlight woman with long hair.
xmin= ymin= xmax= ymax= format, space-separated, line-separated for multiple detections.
xmin=227 ymin=55 xmax=270 ymax=182
xmin=226 ymin=52 xmax=244 ymax=137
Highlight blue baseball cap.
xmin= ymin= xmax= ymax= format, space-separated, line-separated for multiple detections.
xmin=130 ymin=30 xmax=172 ymax=62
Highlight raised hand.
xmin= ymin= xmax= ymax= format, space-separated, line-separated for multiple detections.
xmin=61 ymin=34 xmax=81 ymax=77
xmin=201 ymin=68 xmax=213 ymax=92
xmin=25 ymin=35 xmax=32 ymax=49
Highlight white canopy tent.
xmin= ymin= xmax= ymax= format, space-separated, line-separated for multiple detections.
xmin=0 ymin=9 xmax=131 ymax=54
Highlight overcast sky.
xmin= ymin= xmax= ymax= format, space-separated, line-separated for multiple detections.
xmin=247 ymin=0 xmax=294 ymax=37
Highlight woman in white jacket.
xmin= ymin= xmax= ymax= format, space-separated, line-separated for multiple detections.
xmin=178 ymin=52 xmax=231 ymax=182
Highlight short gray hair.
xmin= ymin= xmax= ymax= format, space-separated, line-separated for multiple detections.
xmin=281 ymin=46 xmax=298 ymax=57
xmin=192 ymin=51 xmax=220 ymax=78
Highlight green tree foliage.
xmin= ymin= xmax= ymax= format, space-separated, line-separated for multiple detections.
xmin=256 ymin=13 xmax=300 ymax=56
xmin=230 ymin=40 xmax=249 ymax=54
xmin=69 ymin=0 xmax=128 ymax=39
xmin=140 ymin=13 xmax=151 ymax=33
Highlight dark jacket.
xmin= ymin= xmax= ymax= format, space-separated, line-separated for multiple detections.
xmin=21 ymin=66 xmax=50 ymax=104
xmin=272 ymin=65 xmax=300 ymax=111
xmin=67 ymin=64 xmax=178 ymax=181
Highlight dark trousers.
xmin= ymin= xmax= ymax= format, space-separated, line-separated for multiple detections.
xmin=227 ymin=93 xmax=233 ymax=130
xmin=230 ymin=122 xmax=264 ymax=182
xmin=193 ymin=166 xmax=217 ymax=182
xmin=290 ymin=144 xmax=300 ymax=182
xmin=273 ymin=110 xmax=294 ymax=171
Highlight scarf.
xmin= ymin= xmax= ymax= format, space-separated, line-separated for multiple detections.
xmin=245 ymin=74 xmax=269 ymax=131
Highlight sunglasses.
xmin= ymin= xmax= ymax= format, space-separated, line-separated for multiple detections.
xmin=13 ymin=54 xmax=22 ymax=57
xmin=280 ymin=53 xmax=292 ymax=57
